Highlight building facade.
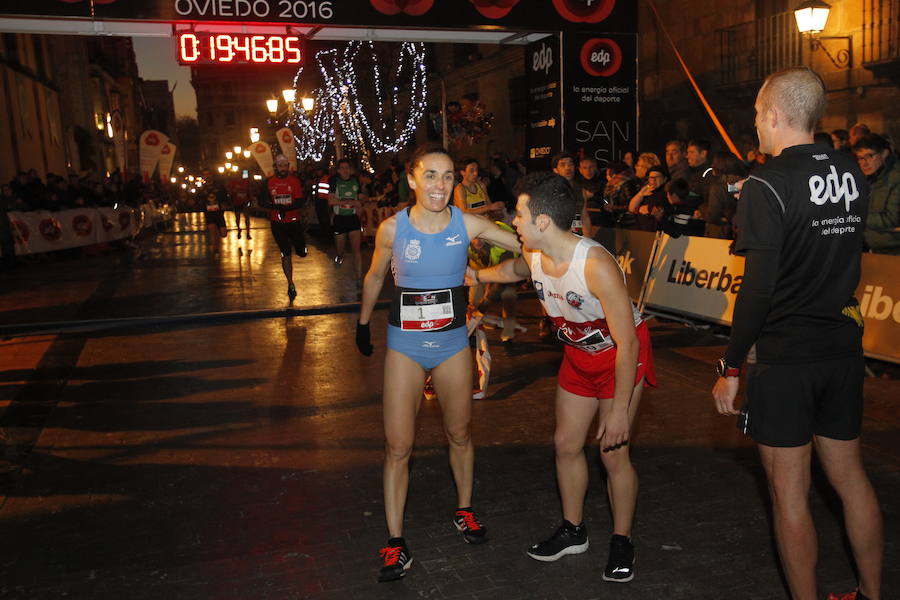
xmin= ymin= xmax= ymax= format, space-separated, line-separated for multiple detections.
xmin=636 ymin=0 xmax=899 ymax=156
xmin=0 ymin=33 xmax=67 ymax=183
xmin=191 ymin=63 xmax=301 ymax=168
xmin=141 ymin=79 xmax=177 ymax=144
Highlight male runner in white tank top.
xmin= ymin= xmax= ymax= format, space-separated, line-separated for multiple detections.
xmin=469 ymin=171 xmax=655 ymax=584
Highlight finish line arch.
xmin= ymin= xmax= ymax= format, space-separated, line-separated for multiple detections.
xmin=0 ymin=0 xmax=638 ymax=169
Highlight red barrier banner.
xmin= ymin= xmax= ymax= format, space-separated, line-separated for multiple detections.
xmin=9 ymin=204 xmax=169 ymax=255
xmin=358 ymin=202 xmax=400 ymax=238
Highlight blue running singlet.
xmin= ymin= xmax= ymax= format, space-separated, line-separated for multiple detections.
xmin=387 ymin=206 xmax=470 ymax=369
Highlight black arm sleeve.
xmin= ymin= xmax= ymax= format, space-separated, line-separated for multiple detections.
xmin=724 ymin=248 xmax=779 ymax=366
xmin=290 ymin=185 xmax=307 ymax=211
xmin=258 ymin=183 xmax=274 ymax=210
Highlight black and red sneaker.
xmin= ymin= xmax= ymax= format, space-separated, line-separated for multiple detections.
xmin=377 ymin=538 xmax=412 ymax=582
xmin=827 ymin=591 xmax=871 ymax=600
xmin=453 ymin=508 xmax=488 ymax=544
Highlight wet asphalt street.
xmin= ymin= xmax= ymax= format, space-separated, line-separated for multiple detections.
xmin=0 ymin=214 xmax=897 ymax=599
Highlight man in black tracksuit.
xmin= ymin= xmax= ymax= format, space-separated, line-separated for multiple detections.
xmin=712 ymin=67 xmax=882 ymax=600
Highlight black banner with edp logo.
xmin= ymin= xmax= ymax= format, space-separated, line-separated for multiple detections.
xmin=562 ymin=32 xmax=637 ymax=168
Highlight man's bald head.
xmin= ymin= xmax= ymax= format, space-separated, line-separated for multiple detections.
xmin=757 ymin=67 xmax=826 ymax=134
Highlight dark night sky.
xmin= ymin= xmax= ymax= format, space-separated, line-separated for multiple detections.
xmin=132 ymin=37 xmax=196 ymax=119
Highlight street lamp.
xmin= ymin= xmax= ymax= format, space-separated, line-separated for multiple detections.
xmin=266 ymin=98 xmax=279 ymax=114
xmin=301 ymin=96 xmax=315 ymax=112
xmin=282 ymin=88 xmax=296 ymax=104
xmin=793 ymin=0 xmax=851 ymax=69
xmin=794 ymin=0 xmax=830 ymax=34
xmin=177 ymin=166 xmax=184 ymax=173
xmin=225 ymin=151 xmax=233 ymax=160
xmin=217 ymin=166 xmax=225 ymax=174
xmin=233 ymin=145 xmax=242 ymax=155
xmin=243 ymin=150 xmax=251 ymax=158
xmin=249 ymin=127 xmax=260 ymax=143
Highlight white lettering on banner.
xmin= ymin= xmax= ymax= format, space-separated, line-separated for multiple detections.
xmin=860 ymin=285 xmax=900 ymax=323
xmin=574 ymin=120 xmax=630 ymax=164
xmin=277 ymin=0 xmax=334 ymax=19
xmin=532 ymin=43 xmax=554 ymax=75
xmin=616 ymin=250 xmax=633 ymax=275
xmin=808 ymin=165 xmax=859 ymax=212
xmin=591 ymin=49 xmax=611 ymax=67
xmin=175 ymin=0 xmax=272 ymax=17
xmin=665 ymin=260 xmax=743 ymax=293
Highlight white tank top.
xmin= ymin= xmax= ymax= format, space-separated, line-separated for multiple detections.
xmin=530 ymin=237 xmax=642 ymax=355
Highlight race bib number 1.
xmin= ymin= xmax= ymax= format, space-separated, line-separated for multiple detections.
xmin=399 ymin=289 xmax=454 ymax=331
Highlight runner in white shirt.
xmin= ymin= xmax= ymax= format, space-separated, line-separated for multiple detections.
xmin=470 ymin=171 xmax=656 ymax=584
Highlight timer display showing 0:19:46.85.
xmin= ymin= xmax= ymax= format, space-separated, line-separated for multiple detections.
xmin=177 ymin=33 xmax=303 ymax=65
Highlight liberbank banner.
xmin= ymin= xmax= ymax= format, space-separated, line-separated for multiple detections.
xmin=857 ymin=252 xmax=900 ymax=364
xmin=593 ymin=227 xmax=656 ymax=304
xmin=635 ymin=232 xmax=900 ymax=364
xmin=643 ymin=234 xmax=744 ymax=325
xmin=1 ymin=0 xmax=636 ymax=31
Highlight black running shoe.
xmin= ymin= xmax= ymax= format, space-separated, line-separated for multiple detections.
xmin=453 ymin=508 xmax=488 ymax=544
xmin=527 ymin=522 xmax=589 ymax=561
xmin=602 ymin=534 xmax=635 ymax=582
xmin=287 ymin=283 xmax=297 ymax=301
xmin=378 ymin=539 xmax=412 ymax=582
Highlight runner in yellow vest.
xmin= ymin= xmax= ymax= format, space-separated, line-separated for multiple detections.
xmin=453 ymin=158 xmax=505 ymax=218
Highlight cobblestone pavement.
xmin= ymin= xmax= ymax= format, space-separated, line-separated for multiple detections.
xmin=1 ymin=216 xmax=897 ymax=599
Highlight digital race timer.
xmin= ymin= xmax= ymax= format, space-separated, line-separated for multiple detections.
xmin=177 ymin=33 xmax=303 ymax=65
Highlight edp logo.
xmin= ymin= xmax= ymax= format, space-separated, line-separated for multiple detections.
xmin=808 ymin=165 xmax=859 ymax=212
xmin=533 ymin=43 xmax=554 ymax=75
xmin=591 ymin=49 xmax=611 ymax=67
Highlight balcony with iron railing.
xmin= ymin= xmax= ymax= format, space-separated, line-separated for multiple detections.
xmin=715 ymin=12 xmax=804 ymax=87
xmin=863 ymin=0 xmax=900 ymax=78
xmin=717 ymin=3 xmax=900 ymax=86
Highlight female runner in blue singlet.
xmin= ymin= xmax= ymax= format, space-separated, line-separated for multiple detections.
xmin=356 ymin=144 xmax=519 ymax=582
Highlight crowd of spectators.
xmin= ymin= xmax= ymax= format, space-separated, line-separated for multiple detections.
xmin=0 ymin=168 xmax=179 ymax=264
xmin=566 ymin=126 xmax=899 ymax=255
xmin=0 ymin=168 xmax=157 ymax=213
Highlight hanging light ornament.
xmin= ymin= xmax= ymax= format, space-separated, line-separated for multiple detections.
xmin=283 ymin=41 xmax=428 ymax=164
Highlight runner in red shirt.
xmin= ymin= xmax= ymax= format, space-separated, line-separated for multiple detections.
xmin=262 ymin=155 xmax=307 ymax=301
xmin=227 ymin=174 xmax=252 ymax=240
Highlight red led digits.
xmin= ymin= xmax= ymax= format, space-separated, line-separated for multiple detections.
xmin=251 ymin=36 xmax=267 ymax=63
xmin=269 ymin=36 xmax=285 ymax=63
xmin=180 ymin=33 xmax=200 ymax=63
xmin=215 ymin=35 xmax=235 ymax=62
xmin=286 ymin=37 xmax=302 ymax=63
xmin=176 ymin=33 xmax=304 ymax=65
xmin=232 ymin=35 xmax=251 ymax=61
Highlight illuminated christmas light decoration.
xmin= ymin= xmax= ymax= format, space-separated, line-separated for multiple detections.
xmin=280 ymin=41 xmax=428 ymax=164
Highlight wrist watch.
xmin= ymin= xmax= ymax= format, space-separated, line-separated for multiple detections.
xmin=716 ymin=358 xmax=741 ymax=378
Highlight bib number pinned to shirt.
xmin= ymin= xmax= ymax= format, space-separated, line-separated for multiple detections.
xmin=400 ymin=289 xmax=454 ymax=331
